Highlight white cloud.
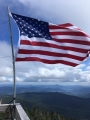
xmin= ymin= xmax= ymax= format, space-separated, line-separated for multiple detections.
xmin=16 ymin=62 xmax=90 ymax=83
xmin=85 ymin=66 xmax=90 ymax=70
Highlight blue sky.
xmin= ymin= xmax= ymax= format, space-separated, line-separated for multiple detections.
xmin=0 ymin=0 xmax=90 ymax=85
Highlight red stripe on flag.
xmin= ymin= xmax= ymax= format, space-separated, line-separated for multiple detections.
xmin=58 ymin=23 xmax=73 ymax=27
xmin=20 ymin=40 xmax=88 ymax=53
xmin=16 ymin=57 xmax=78 ymax=67
xmin=49 ymin=25 xmax=68 ymax=29
xmin=49 ymin=23 xmax=74 ymax=29
xmin=50 ymin=31 xmax=89 ymax=37
xmin=18 ymin=49 xmax=86 ymax=61
xmin=52 ymin=38 xmax=90 ymax=46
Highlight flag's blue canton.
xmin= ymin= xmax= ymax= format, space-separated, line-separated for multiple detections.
xmin=12 ymin=13 xmax=52 ymax=40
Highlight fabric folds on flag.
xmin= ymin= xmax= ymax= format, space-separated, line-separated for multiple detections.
xmin=11 ymin=13 xmax=90 ymax=67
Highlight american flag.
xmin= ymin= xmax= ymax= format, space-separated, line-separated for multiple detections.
xmin=11 ymin=13 xmax=90 ymax=67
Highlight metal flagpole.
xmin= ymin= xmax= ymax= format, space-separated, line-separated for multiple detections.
xmin=7 ymin=6 xmax=16 ymax=105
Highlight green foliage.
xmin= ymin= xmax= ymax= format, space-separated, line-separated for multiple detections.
xmin=24 ymin=107 xmax=77 ymax=120
xmin=0 ymin=113 xmax=5 ymax=120
xmin=27 ymin=107 xmax=62 ymax=120
xmin=0 ymin=108 xmax=77 ymax=120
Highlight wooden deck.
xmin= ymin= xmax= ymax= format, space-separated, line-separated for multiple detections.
xmin=0 ymin=103 xmax=30 ymax=120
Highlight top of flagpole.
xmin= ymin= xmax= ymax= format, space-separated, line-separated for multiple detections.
xmin=7 ymin=6 xmax=12 ymax=17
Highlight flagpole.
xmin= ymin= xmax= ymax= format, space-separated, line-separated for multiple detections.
xmin=7 ymin=6 xmax=16 ymax=105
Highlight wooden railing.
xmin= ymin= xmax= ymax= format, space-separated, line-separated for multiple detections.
xmin=0 ymin=103 xmax=30 ymax=120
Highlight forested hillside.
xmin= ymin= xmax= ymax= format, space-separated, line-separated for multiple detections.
xmin=1 ymin=92 xmax=90 ymax=119
xmin=0 ymin=107 xmax=76 ymax=120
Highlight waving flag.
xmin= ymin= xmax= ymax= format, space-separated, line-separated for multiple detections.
xmin=11 ymin=13 xmax=90 ymax=67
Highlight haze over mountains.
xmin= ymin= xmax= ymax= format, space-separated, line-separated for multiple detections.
xmin=0 ymin=84 xmax=90 ymax=98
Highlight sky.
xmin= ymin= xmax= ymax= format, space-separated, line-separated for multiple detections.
xmin=0 ymin=0 xmax=90 ymax=85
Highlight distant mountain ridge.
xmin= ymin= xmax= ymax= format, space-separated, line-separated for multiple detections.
xmin=0 ymin=84 xmax=90 ymax=98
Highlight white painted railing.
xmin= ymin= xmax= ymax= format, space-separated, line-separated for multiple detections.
xmin=0 ymin=103 xmax=30 ymax=120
